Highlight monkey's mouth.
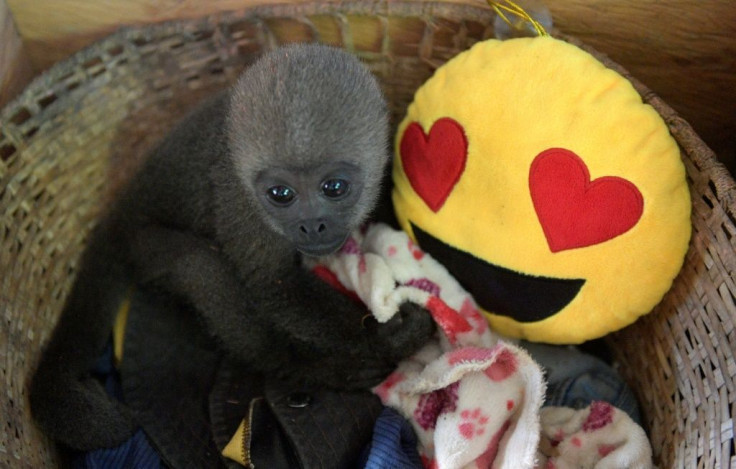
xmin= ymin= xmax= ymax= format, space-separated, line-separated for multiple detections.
xmin=411 ymin=224 xmax=585 ymax=322
xmin=297 ymin=233 xmax=350 ymax=258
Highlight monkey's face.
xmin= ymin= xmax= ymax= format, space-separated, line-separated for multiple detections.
xmin=226 ymin=43 xmax=390 ymax=255
xmin=254 ymin=162 xmax=366 ymax=257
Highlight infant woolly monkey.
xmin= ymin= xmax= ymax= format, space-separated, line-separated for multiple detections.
xmin=30 ymin=43 xmax=435 ymax=453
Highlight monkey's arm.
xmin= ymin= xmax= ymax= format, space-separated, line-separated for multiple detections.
xmin=132 ymin=224 xmax=434 ymax=389
xmin=263 ymin=280 xmax=435 ymax=389
xmin=131 ymin=225 xmax=274 ymax=361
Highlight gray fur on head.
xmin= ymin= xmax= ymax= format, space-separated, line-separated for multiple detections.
xmin=226 ymin=43 xmax=389 ymax=211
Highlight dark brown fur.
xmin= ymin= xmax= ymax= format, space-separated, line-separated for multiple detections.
xmin=30 ymin=43 xmax=434 ymax=452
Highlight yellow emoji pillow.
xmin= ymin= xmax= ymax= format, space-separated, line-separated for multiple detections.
xmin=393 ymin=36 xmax=691 ymax=344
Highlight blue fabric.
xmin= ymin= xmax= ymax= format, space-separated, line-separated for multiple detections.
xmin=521 ymin=341 xmax=641 ymax=424
xmin=72 ymin=430 xmax=161 ymax=469
xmin=72 ymin=340 xmax=164 ymax=469
xmin=360 ymin=407 xmax=423 ymax=469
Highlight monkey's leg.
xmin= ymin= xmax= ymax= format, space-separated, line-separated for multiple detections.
xmin=119 ymin=288 xmax=224 ymax=469
xmin=30 ymin=227 xmax=137 ymax=450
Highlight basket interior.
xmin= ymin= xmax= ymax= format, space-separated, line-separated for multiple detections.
xmin=1 ymin=2 xmax=734 ymax=467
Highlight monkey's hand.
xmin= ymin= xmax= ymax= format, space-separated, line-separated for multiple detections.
xmin=339 ymin=301 xmax=436 ymax=389
xmin=370 ymin=301 xmax=436 ymax=362
xmin=273 ymin=301 xmax=435 ymax=391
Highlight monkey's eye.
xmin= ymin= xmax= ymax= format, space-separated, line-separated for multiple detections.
xmin=266 ymin=185 xmax=296 ymax=205
xmin=321 ymin=178 xmax=350 ymax=199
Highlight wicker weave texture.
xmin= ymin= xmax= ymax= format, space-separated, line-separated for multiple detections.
xmin=1 ymin=2 xmax=734 ymax=468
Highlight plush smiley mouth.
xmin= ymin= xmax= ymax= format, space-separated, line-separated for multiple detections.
xmin=412 ymin=224 xmax=585 ymax=323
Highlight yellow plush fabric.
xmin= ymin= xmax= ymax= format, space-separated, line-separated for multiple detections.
xmin=393 ymin=36 xmax=691 ymax=344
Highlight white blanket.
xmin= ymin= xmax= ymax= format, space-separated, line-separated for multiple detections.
xmin=310 ymin=223 xmax=653 ymax=469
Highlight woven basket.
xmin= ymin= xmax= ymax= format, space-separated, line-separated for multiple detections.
xmin=1 ymin=2 xmax=734 ymax=467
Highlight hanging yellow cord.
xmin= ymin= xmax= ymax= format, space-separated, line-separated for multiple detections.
xmin=486 ymin=0 xmax=549 ymax=37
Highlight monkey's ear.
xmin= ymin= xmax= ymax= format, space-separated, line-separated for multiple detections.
xmin=392 ymin=36 xmax=691 ymax=345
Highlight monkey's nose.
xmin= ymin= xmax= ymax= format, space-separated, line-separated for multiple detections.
xmin=295 ymin=219 xmax=348 ymax=256
xmin=299 ymin=219 xmax=327 ymax=236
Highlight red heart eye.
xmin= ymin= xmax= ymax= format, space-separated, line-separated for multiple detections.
xmin=399 ymin=118 xmax=468 ymax=212
xmin=529 ymin=148 xmax=644 ymax=252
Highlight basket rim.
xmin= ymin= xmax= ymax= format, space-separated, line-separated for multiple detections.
xmin=1 ymin=0 xmax=499 ymax=117
xmin=3 ymin=0 xmax=733 ymax=217
xmin=0 ymin=0 xmax=736 ymax=207
xmin=2 ymin=0 xmax=734 ymax=221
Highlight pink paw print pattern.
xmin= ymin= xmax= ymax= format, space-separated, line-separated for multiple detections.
xmin=404 ymin=277 xmax=441 ymax=297
xmin=598 ymin=444 xmax=617 ymax=457
xmin=373 ymin=371 xmax=406 ymax=403
xmin=337 ymin=237 xmax=368 ymax=272
xmin=340 ymin=236 xmax=361 ymax=255
xmin=414 ymin=382 xmax=460 ymax=430
xmin=582 ymin=401 xmax=614 ymax=432
xmin=408 ymin=238 xmax=425 ymax=260
xmin=458 ymin=407 xmax=489 ymax=440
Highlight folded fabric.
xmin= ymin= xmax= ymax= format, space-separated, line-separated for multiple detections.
xmin=311 ymin=223 xmax=546 ymax=469
xmin=534 ymin=401 xmax=653 ymax=469
xmin=359 ymin=407 xmax=424 ymax=469
xmin=73 ymin=429 xmax=162 ymax=469
xmin=521 ymin=341 xmax=642 ymax=424
xmin=77 ymin=222 xmax=653 ymax=469
xmin=312 ymin=223 xmax=654 ymax=469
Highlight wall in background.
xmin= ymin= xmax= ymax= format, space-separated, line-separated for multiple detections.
xmin=0 ymin=0 xmax=33 ymax=108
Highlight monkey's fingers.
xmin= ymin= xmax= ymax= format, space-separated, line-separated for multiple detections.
xmin=378 ymin=301 xmax=436 ymax=361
